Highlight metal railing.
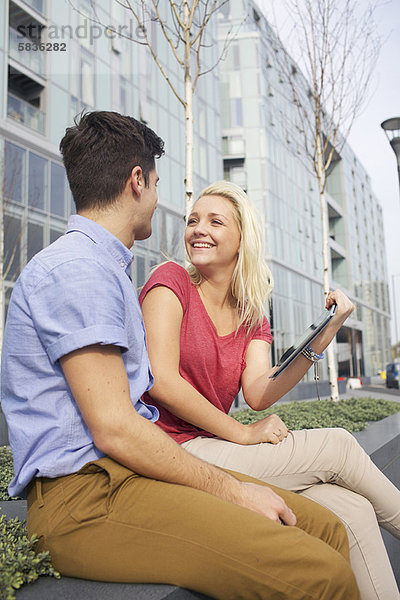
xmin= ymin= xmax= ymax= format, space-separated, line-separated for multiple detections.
xmin=20 ymin=0 xmax=45 ymax=15
xmin=9 ymin=27 xmax=46 ymax=77
xmin=7 ymin=92 xmax=45 ymax=135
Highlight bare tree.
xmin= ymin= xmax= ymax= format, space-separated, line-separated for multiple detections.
xmin=69 ymin=0 xmax=240 ymax=216
xmin=265 ymin=0 xmax=380 ymax=400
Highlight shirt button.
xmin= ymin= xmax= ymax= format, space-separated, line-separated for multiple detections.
xmin=120 ymin=261 xmax=125 ymax=267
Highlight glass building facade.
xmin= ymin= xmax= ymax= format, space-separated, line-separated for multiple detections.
xmin=0 ymin=0 xmax=391 ymax=379
xmin=0 ymin=0 xmax=222 ymax=315
xmin=218 ymin=1 xmax=391 ymax=378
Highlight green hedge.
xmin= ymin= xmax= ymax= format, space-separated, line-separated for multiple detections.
xmin=233 ymin=397 xmax=400 ymax=432
xmin=0 ymin=513 xmax=59 ymax=600
xmin=0 ymin=447 xmax=19 ymax=503
xmin=0 ymin=447 xmax=59 ymax=599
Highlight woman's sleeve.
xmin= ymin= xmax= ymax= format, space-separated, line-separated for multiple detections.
xmin=251 ymin=316 xmax=273 ymax=344
xmin=139 ymin=262 xmax=190 ymax=312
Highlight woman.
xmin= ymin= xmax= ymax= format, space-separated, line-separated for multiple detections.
xmin=140 ymin=181 xmax=400 ymax=600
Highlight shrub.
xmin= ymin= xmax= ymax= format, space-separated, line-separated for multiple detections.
xmin=0 ymin=447 xmax=18 ymax=502
xmin=233 ymin=397 xmax=400 ymax=433
xmin=0 ymin=511 xmax=59 ymax=600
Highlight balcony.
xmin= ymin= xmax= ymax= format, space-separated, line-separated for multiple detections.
xmin=7 ymin=92 xmax=45 ymax=134
xmin=222 ymin=135 xmax=245 ymax=159
xmin=21 ymin=0 xmax=45 ymax=14
xmin=9 ymin=27 xmax=46 ymax=77
xmin=10 ymin=0 xmax=45 ymax=19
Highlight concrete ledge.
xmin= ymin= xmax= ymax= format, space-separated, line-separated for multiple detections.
xmin=354 ymin=411 xmax=400 ymax=582
xmin=2 ymin=411 xmax=399 ymax=597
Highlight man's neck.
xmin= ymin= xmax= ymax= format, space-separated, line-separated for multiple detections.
xmin=78 ymin=208 xmax=135 ymax=248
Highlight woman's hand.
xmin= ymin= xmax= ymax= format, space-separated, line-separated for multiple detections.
xmin=326 ymin=289 xmax=354 ymax=321
xmin=240 ymin=414 xmax=289 ymax=445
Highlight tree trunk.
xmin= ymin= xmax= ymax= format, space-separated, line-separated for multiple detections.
xmin=317 ymin=137 xmax=339 ymax=401
xmin=0 ymin=201 xmax=4 ymax=372
xmin=183 ymin=1 xmax=194 ymax=217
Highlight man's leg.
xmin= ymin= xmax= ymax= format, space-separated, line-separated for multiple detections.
xmin=27 ymin=458 xmax=359 ymax=600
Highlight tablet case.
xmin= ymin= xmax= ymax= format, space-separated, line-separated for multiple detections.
xmin=270 ymin=304 xmax=337 ymax=380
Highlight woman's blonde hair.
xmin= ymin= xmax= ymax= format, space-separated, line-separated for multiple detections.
xmin=186 ymin=180 xmax=274 ymax=332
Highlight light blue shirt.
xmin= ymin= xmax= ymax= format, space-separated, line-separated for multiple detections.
xmin=1 ymin=215 xmax=158 ymax=497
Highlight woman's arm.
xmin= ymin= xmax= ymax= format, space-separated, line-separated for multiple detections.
xmin=241 ymin=289 xmax=354 ymax=412
xmin=141 ymin=285 xmax=252 ymax=444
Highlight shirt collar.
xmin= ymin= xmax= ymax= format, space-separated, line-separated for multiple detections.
xmin=66 ymin=214 xmax=134 ymax=273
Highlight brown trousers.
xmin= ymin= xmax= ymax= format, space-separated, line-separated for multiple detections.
xmin=27 ymin=457 xmax=360 ymax=600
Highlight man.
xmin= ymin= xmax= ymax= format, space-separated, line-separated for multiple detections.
xmin=1 ymin=112 xmax=359 ymax=600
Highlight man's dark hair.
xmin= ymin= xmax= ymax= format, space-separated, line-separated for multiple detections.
xmin=59 ymin=111 xmax=165 ymax=212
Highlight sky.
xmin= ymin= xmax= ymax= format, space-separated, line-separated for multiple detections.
xmin=257 ymin=0 xmax=400 ymax=346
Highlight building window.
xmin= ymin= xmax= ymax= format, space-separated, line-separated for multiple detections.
xmin=28 ymin=152 xmax=47 ymax=210
xmin=231 ymin=98 xmax=243 ymax=127
xmin=27 ymin=222 xmax=44 ymax=262
xmin=4 ymin=215 xmax=22 ymax=280
xmin=50 ymin=229 xmax=63 ymax=244
xmin=80 ymin=50 xmax=95 ymax=107
xmin=50 ymin=162 xmax=66 ymax=217
xmin=233 ymin=44 xmax=240 ymax=69
xmin=135 ymin=255 xmax=146 ymax=288
xmin=4 ymin=142 xmax=25 ymax=203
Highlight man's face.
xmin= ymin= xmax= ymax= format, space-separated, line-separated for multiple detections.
xmin=134 ymin=168 xmax=159 ymax=241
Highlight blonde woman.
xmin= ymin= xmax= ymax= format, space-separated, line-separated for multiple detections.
xmin=140 ymin=181 xmax=400 ymax=600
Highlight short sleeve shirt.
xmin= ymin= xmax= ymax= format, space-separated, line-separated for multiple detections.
xmin=1 ymin=215 xmax=158 ymax=497
xmin=139 ymin=262 xmax=272 ymax=443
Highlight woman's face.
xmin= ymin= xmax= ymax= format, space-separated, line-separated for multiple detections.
xmin=185 ymin=195 xmax=241 ymax=273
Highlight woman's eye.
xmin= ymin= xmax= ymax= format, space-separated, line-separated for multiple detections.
xmin=187 ymin=218 xmax=196 ymax=225
xmin=211 ymin=220 xmax=223 ymax=225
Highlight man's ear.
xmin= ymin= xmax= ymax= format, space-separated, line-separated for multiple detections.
xmin=129 ymin=166 xmax=143 ymax=197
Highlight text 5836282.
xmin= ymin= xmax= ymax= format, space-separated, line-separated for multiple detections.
xmin=18 ymin=42 xmax=67 ymax=51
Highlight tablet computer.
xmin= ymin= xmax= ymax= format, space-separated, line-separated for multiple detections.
xmin=270 ymin=304 xmax=337 ymax=380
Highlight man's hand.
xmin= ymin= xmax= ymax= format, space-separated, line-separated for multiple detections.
xmin=240 ymin=414 xmax=289 ymax=445
xmin=236 ymin=482 xmax=296 ymax=525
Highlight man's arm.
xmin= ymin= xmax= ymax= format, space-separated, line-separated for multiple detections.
xmin=60 ymin=344 xmax=296 ymax=525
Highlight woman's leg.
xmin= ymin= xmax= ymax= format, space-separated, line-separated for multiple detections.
xmin=183 ymin=430 xmax=400 ymax=600
xmin=301 ymin=483 xmax=399 ymax=600
xmin=182 ymin=428 xmax=400 ymax=538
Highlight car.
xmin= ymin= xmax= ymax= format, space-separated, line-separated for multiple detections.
xmin=385 ymin=362 xmax=400 ymax=389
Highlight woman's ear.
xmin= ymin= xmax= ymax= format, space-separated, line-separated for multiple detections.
xmin=129 ymin=166 xmax=143 ymax=197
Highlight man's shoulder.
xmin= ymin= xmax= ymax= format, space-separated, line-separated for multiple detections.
xmin=36 ymin=231 xmax=97 ymax=268
xmin=18 ymin=233 xmax=104 ymax=295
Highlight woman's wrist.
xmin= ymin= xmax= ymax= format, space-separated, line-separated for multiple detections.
xmin=235 ymin=422 xmax=252 ymax=445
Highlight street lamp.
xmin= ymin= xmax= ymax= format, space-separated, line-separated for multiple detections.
xmin=381 ymin=117 xmax=400 ymax=190
xmin=381 ymin=118 xmax=400 ymax=353
xmin=393 ymin=274 xmax=400 ymax=355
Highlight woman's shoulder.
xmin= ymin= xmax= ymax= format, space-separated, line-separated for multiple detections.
xmin=148 ymin=261 xmax=190 ymax=285
xmin=250 ymin=315 xmax=273 ymax=344
xmin=139 ymin=261 xmax=191 ymax=305
xmin=157 ymin=260 xmax=188 ymax=276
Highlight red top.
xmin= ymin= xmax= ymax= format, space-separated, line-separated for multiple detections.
xmin=139 ymin=262 xmax=273 ymax=443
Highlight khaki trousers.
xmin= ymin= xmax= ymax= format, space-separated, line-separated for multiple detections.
xmin=182 ymin=427 xmax=400 ymax=600
xmin=27 ymin=457 xmax=360 ymax=600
